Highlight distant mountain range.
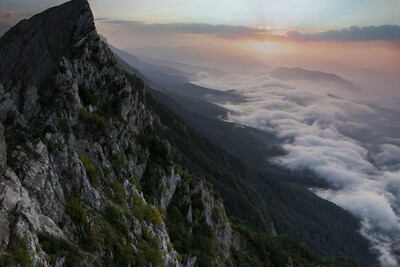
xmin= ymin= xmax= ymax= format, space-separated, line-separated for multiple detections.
xmin=269 ymin=67 xmax=362 ymax=91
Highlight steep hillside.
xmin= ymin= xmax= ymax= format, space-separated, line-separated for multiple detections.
xmin=0 ymin=0 xmax=372 ymax=266
xmin=120 ymin=55 xmax=377 ymax=265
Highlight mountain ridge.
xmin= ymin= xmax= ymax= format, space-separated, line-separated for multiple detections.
xmin=0 ymin=1 xmax=375 ymax=266
xmin=269 ymin=66 xmax=362 ymax=91
xmin=117 ymin=46 xmax=377 ymax=266
xmin=0 ymin=0 xmax=94 ymax=87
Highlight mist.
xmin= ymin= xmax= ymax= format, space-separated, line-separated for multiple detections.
xmin=193 ymin=72 xmax=400 ymax=266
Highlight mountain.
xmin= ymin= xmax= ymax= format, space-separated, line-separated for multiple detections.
xmin=0 ymin=1 xmax=375 ymax=266
xmin=118 ymin=49 xmax=377 ymax=265
xmin=269 ymin=67 xmax=362 ymax=91
xmin=132 ymin=46 xmax=271 ymax=73
xmin=135 ymin=56 xmax=227 ymax=78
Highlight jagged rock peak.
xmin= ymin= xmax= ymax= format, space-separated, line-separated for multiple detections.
xmin=0 ymin=0 xmax=95 ymax=87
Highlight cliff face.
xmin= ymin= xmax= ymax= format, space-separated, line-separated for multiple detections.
xmin=0 ymin=1 xmax=235 ymax=266
xmin=0 ymin=0 xmax=94 ymax=88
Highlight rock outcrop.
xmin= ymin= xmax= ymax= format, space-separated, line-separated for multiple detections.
xmin=0 ymin=1 xmax=237 ymax=266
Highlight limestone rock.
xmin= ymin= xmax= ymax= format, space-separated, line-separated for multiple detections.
xmin=0 ymin=121 xmax=6 ymax=172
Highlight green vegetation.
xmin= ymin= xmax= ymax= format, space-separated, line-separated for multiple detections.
xmin=100 ymin=203 xmax=164 ymax=266
xmin=230 ymin=217 xmax=361 ymax=267
xmin=38 ymin=233 xmax=82 ymax=267
xmin=79 ymin=154 xmax=100 ymax=187
xmin=66 ymin=196 xmax=87 ymax=225
xmin=142 ymin=205 xmax=163 ymax=226
xmin=0 ymin=253 xmax=15 ymax=267
xmin=70 ymin=43 xmax=85 ymax=59
xmin=108 ymin=57 xmax=118 ymax=67
xmin=132 ymin=192 xmax=144 ymax=206
xmin=140 ymin=163 xmax=161 ymax=201
xmin=142 ymin=247 xmax=163 ymax=267
xmin=0 ymin=237 xmax=33 ymax=267
xmin=111 ymin=154 xmax=127 ymax=176
xmin=135 ymin=80 xmax=372 ymax=265
xmin=80 ymin=225 xmax=105 ymax=252
xmin=109 ymin=179 xmax=126 ymax=204
xmin=137 ymin=131 xmax=171 ymax=173
xmin=165 ymin=174 xmax=218 ymax=266
xmin=58 ymin=117 xmax=69 ymax=133
xmin=4 ymin=125 xmax=41 ymax=168
xmin=98 ymin=100 xmax=123 ymax=121
xmin=135 ymin=128 xmax=174 ymax=202
xmin=79 ymin=108 xmax=108 ymax=134
xmin=129 ymin=191 xmax=163 ymax=226
xmin=78 ymin=83 xmax=98 ymax=106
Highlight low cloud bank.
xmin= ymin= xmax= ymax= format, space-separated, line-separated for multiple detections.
xmin=194 ymin=73 xmax=400 ymax=266
xmin=100 ymin=20 xmax=400 ymax=42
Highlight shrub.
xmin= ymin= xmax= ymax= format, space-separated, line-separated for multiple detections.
xmin=132 ymin=192 xmax=144 ymax=206
xmin=79 ymin=155 xmax=100 ymax=187
xmin=8 ymin=237 xmax=33 ymax=267
xmin=81 ymin=226 xmax=105 ymax=252
xmin=104 ymin=204 xmax=122 ymax=227
xmin=143 ymin=247 xmax=163 ymax=267
xmin=91 ymin=113 xmax=107 ymax=132
xmin=65 ymin=197 xmax=87 ymax=225
xmin=79 ymin=108 xmax=90 ymax=121
xmin=58 ymin=118 xmax=69 ymax=133
xmin=143 ymin=205 xmax=163 ymax=226
xmin=140 ymin=163 xmax=160 ymax=200
xmin=112 ymin=154 xmax=127 ymax=176
xmin=108 ymin=57 xmax=118 ymax=67
xmin=79 ymin=108 xmax=108 ymax=134
xmin=98 ymin=100 xmax=122 ymax=121
xmin=79 ymin=83 xmax=98 ymax=106
xmin=66 ymin=91 xmax=75 ymax=105
xmin=0 ymin=253 xmax=15 ymax=267
xmin=38 ymin=233 xmax=82 ymax=267
xmin=110 ymin=179 xmax=126 ymax=205
xmin=46 ymin=141 xmax=57 ymax=153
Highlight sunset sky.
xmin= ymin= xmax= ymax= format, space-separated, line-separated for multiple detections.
xmin=1 ymin=1 xmax=400 ymax=79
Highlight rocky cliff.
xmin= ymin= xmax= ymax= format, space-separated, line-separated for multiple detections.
xmin=0 ymin=1 xmax=366 ymax=266
xmin=0 ymin=1 xmax=237 ymax=266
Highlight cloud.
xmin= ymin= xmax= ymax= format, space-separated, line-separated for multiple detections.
xmin=373 ymin=144 xmax=400 ymax=168
xmin=1 ymin=11 xmax=15 ymax=19
xmin=99 ymin=20 xmax=400 ymax=43
xmin=0 ymin=12 xmax=19 ymax=37
xmin=103 ymin=20 xmax=273 ymax=40
xmin=287 ymin=25 xmax=400 ymax=42
xmin=193 ymin=73 xmax=400 ymax=266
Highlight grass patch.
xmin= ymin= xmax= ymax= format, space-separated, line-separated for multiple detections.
xmin=79 ymin=155 xmax=100 ymax=187
xmin=110 ymin=179 xmax=126 ymax=205
xmin=66 ymin=197 xmax=87 ymax=225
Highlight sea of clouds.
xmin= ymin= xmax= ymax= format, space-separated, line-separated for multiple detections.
xmin=193 ymin=73 xmax=400 ymax=266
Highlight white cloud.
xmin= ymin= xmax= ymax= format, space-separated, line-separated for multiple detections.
xmin=193 ymin=73 xmax=400 ymax=266
xmin=374 ymin=144 xmax=400 ymax=167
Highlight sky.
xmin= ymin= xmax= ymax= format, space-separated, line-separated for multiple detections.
xmin=1 ymin=1 xmax=400 ymax=265
xmin=1 ymin=1 xmax=399 ymax=74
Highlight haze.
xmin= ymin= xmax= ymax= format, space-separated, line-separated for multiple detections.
xmin=1 ymin=0 xmax=399 ymax=110
xmin=1 ymin=1 xmax=400 ymax=266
